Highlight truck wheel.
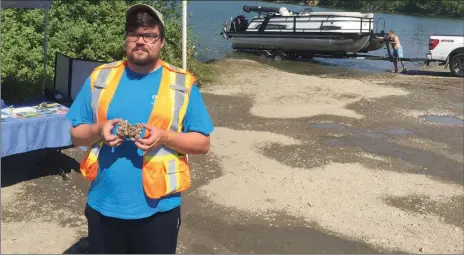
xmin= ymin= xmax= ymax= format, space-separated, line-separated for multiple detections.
xmin=449 ymin=53 xmax=464 ymax=78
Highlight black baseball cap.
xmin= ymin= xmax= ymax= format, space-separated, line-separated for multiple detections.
xmin=125 ymin=4 xmax=165 ymax=27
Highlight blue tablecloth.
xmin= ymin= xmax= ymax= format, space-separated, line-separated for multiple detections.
xmin=1 ymin=102 xmax=73 ymax=157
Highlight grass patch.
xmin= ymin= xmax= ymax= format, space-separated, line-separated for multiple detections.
xmin=1 ymin=59 xmax=220 ymax=104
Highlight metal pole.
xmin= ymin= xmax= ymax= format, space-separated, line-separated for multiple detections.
xmin=182 ymin=0 xmax=187 ymax=70
xmin=42 ymin=8 xmax=49 ymax=94
xmin=182 ymin=1 xmax=188 ymax=161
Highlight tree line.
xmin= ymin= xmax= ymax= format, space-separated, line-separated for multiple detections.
xmin=260 ymin=0 xmax=463 ymax=17
xmin=317 ymin=0 xmax=463 ymax=17
xmin=1 ymin=0 xmax=210 ymax=103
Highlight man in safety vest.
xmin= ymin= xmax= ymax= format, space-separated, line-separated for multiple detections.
xmin=66 ymin=4 xmax=214 ymax=254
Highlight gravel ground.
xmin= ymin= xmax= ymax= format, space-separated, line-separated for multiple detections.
xmin=2 ymin=57 xmax=463 ymax=254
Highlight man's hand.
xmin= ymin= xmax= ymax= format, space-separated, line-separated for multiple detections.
xmin=101 ymin=119 xmax=123 ymax=147
xmin=134 ymin=124 xmax=166 ymax=152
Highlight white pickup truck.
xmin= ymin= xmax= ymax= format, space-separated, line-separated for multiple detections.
xmin=426 ymin=35 xmax=464 ymax=77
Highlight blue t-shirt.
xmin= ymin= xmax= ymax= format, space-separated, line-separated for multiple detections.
xmin=66 ymin=65 xmax=214 ymax=220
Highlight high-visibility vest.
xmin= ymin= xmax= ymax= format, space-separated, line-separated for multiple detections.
xmin=79 ymin=59 xmax=195 ymax=199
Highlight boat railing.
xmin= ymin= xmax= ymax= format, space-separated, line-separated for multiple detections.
xmin=361 ymin=17 xmax=372 ymax=35
xmin=226 ymin=12 xmax=378 ymax=35
xmin=231 ymin=20 xmax=236 ymax=32
xmin=275 ymin=15 xmax=376 ymax=34
xmin=375 ymin=18 xmax=386 ymax=35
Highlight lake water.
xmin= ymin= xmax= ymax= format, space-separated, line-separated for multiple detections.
xmin=188 ymin=0 xmax=464 ymax=72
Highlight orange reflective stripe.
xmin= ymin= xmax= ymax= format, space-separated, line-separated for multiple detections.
xmin=141 ymin=160 xmax=166 ymax=199
xmin=80 ymin=59 xmax=195 ymax=198
xmin=80 ymin=61 xmax=125 ymax=180
xmin=79 ymin=141 xmax=104 ymax=180
xmin=141 ymin=64 xmax=194 ymax=199
xmin=177 ymin=74 xmax=194 ymax=132
xmin=142 ymin=155 xmax=190 ymax=199
xmin=145 ymin=67 xmax=172 ymax=136
xmin=97 ymin=64 xmax=125 ymax=123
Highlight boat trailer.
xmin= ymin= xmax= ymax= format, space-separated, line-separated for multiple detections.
xmin=245 ymin=41 xmax=429 ymax=64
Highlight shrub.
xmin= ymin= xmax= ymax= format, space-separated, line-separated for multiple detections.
xmin=1 ymin=0 xmax=210 ymax=102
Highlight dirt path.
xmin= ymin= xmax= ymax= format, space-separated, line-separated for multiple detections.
xmin=2 ymin=58 xmax=463 ymax=254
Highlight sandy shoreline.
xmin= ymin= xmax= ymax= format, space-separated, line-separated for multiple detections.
xmin=2 ymin=57 xmax=463 ymax=254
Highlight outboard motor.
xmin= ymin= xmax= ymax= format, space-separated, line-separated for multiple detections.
xmin=230 ymin=15 xmax=248 ymax=32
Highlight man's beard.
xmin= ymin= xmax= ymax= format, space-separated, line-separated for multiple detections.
xmin=127 ymin=49 xmax=155 ymax=66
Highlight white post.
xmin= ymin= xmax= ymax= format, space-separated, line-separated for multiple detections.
xmin=182 ymin=0 xmax=187 ymax=70
xmin=42 ymin=8 xmax=49 ymax=94
xmin=182 ymin=0 xmax=188 ymax=161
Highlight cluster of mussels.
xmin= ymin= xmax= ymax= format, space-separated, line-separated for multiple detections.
xmin=38 ymin=102 xmax=48 ymax=108
xmin=116 ymin=120 xmax=143 ymax=140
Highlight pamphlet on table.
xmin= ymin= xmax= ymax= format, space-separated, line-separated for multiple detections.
xmin=1 ymin=102 xmax=68 ymax=120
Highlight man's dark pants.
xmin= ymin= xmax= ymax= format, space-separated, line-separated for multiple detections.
xmin=85 ymin=204 xmax=181 ymax=254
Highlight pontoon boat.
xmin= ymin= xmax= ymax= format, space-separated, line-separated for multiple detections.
xmin=221 ymin=5 xmax=387 ymax=57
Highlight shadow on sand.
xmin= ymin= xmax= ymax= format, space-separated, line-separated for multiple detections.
xmin=63 ymin=237 xmax=89 ymax=254
xmin=1 ymin=148 xmax=81 ymax=188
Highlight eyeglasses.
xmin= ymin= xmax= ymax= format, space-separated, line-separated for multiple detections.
xmin=126 ymin=33 xmax=161 ymax=44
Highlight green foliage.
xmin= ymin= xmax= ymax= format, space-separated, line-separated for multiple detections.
xmin=1 ymin=0 xmax=210 ymax=102
xmin=318 ymin=0 xmax=464 ymax=17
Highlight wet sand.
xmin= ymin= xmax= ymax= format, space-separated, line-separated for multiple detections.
xmin=1 ymin=57 xmax=463 ymax=254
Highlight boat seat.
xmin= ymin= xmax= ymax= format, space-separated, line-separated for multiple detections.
xmin=279 ymin=7 xmax=291 ymax=16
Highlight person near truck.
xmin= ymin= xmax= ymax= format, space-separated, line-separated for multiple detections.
xmin=66 ymin=4 xmax=214 ymax=254
xmin=387 ymin=30 xmax=407 ymax=73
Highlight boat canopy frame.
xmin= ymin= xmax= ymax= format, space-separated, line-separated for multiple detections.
xmin=222 ymin=5 xmax=387 ymax=36
xmin=225 ymin=15 xmax=382 ymax=36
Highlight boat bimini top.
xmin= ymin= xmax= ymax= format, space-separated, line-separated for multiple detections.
xmin=242 ymin=5 xmax=374 ymax=19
